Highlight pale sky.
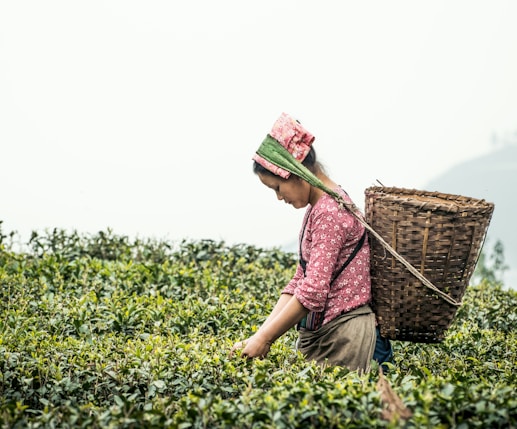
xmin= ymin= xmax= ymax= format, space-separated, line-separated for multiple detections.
xmin=1 ymin=1 xmax=517 ymax=250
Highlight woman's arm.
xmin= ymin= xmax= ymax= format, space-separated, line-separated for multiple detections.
xmin=231 ymin=294 xmax=308 ymax=358
xmin=259 ymin=293 xmax=293 ymax=330
xmin=257 ymin=294 xmax=308 ymax=343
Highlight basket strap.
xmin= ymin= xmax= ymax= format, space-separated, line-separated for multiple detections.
xmin=256 ymin=138 xmax=461 ymax=307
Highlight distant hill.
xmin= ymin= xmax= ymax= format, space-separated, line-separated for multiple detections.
xmin=425 ymin=144 xmax=517 ymax=287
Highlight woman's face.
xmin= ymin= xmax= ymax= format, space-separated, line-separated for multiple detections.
xmin=258 ymin=173 xmax=311 ymax=209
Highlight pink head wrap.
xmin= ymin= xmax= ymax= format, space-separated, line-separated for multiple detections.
xmin=253 ymin=113 xmax=315 ymax=179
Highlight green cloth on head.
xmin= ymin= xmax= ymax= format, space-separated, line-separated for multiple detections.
xmin=256 ymin=135 xmax=340 ymax=199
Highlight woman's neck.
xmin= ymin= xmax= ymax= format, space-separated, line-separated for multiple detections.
xmin=308 ymin=173 xmax=338 ymax=206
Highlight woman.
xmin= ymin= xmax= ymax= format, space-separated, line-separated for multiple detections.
xmin=230 ymin=113 xmax=392 ymax=372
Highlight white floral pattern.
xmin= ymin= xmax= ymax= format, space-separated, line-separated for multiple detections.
xmin=283 ymin=188 xmax=372 ymax=327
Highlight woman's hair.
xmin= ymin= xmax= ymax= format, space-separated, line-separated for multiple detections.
xmin=253 ymin=146 xmax=323 ymax=178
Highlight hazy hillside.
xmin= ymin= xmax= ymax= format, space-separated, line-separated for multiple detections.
xmin=425 ymin=144 xmax=517 ymax=287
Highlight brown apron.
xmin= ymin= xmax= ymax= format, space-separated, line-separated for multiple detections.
xmin=297 ymin=305 xmax=376 ymax=373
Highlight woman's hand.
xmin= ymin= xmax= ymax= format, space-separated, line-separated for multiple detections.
xmin=230 ymin=332 xmax=272 ymax=359
xmin=230 ymin=295 xmax=307 ymax=359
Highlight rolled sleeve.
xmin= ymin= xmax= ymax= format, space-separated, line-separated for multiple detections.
xmin=282 ymin=264 xmax=304 ymax=296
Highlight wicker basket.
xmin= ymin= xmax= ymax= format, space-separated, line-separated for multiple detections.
xmin=364 ymin=187 xmax=494 ymax=343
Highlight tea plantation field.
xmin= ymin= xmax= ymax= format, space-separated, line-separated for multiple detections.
xmin=0 ymin=227 xmax=516 ymax=428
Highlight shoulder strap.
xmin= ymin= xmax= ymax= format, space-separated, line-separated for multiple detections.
xmin=329 ymin=230 xmax=366 ymax=283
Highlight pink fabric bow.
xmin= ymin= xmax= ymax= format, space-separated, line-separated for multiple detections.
xmin=253 ymin=112 xmax=315 ymax=179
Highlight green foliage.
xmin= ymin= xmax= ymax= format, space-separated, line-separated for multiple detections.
xmin=0 ymin=227 xmax=516 ymax=428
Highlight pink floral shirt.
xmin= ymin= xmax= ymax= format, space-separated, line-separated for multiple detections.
xmin=282 ymin=188 xmax=372 ymax=327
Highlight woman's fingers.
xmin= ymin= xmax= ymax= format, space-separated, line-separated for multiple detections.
xmin=229 ymin=340 xmax=246 ymax=358
xmin=230 ymin=337 xmax=271 ymax=359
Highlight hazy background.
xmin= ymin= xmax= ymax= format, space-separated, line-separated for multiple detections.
xmin=1 ymin=1 xmax=516 ymax=283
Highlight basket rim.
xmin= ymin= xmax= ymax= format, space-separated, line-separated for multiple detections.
xmin=365 ymin=186 xmax=494 ymax=213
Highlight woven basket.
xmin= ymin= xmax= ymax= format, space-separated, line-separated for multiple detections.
xmin=364 ymin=187 xmax=494 ymax=343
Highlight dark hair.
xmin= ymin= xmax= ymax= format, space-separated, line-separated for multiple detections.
xmin=253 ymin=147 xmax=322 ymax=178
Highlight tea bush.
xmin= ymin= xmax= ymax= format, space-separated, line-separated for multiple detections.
xmin=0 ymin=227 xmax=516 ymax=428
